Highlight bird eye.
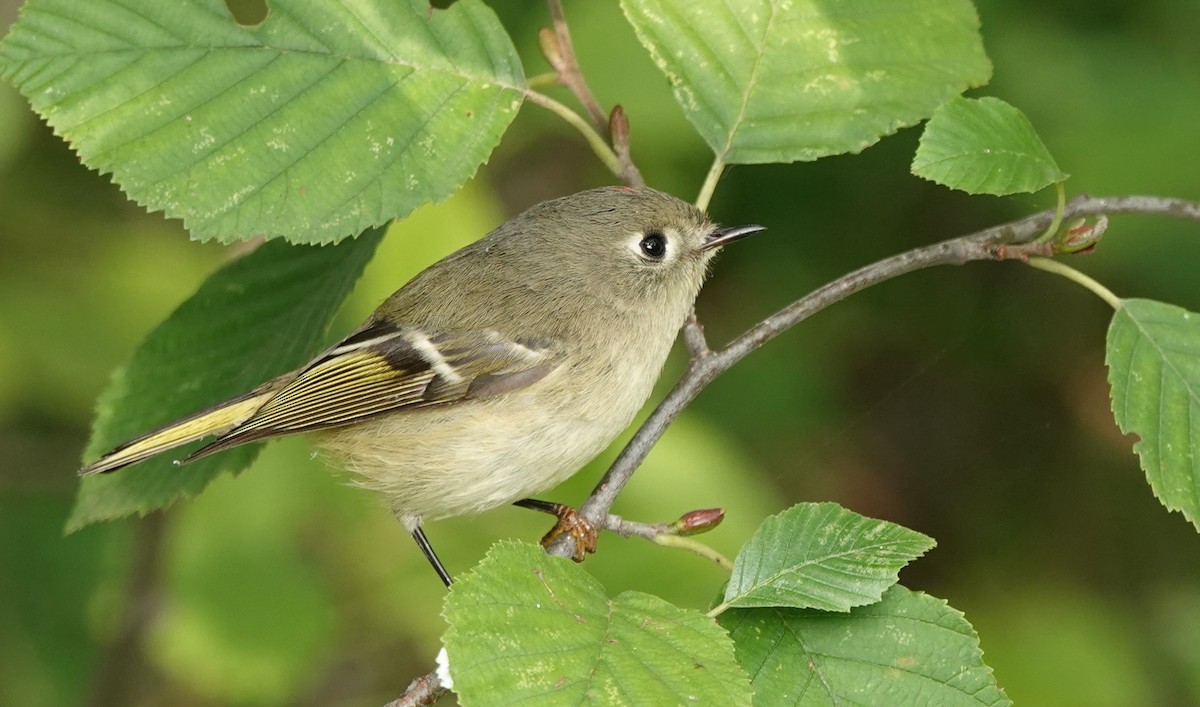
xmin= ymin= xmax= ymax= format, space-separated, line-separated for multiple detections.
xmin=639 ymin=231 xmax=667 ymax=260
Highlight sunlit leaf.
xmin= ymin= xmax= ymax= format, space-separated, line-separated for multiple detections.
xmin=717 ymin=502 xmax=935 ymax=613
xmin=621 ymin=0 xmax=991 ymax=163
xmin=443 ymin=542 xmax=752 ymax=706
xmin=0 ymin=0 xmax=523 ymax=243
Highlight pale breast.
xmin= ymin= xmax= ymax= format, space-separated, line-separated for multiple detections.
xmin=312 ymin=358 xmax=656 ymax=529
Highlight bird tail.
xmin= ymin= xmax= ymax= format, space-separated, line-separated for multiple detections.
xmin=78 ymin=389 xmax=275 ymax=476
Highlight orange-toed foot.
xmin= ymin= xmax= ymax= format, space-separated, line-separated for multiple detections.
xmin=514 ymin=498 xmax=597 ymax=561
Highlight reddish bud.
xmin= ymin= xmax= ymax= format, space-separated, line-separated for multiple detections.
xmin=672 ymin=508 xmax=725 ymax=536
xmin=609 ymin=105 xmax=630 ymax=145
xmin=1062 ymin=215 xmax=1108 ymax=252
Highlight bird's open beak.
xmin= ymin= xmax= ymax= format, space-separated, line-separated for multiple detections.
xmin=702 ymin=224 xmax=766 ymax=251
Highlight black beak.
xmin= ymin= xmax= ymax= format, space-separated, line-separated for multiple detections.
xmin=702 ymin=224 xmax=766 ymax=251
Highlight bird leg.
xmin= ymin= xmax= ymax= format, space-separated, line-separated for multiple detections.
xmin=411 ymin=526 xmax=453 ymax=587
xmin=513 ymin=498 xmax=597 ymax=561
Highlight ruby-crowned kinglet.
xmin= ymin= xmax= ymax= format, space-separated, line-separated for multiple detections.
xmin=80 ymin=186 xmax=764 ymax=585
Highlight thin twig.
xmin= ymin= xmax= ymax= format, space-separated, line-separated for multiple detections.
xmin=608 ymin=105 xmax=646 ymax=187
xmin=1060 ymin=194 xmax=1200 ymax=222
xmin=384 ymin=671 xmax=447 ymax=707
xmin=598 ymin=512 xmax=670 ymax=540
xmin=524 ymin=90 xmax=624 ymax=177
xmin=681 ymin=311 xmax=710 ymax=358
xmin=545 ymin=194 xmax=1200 ymax=560
xmin=597 ymin=511 xmax=730 ymax=567
xmin=545 ymin=0 xmax=607 ymax=131
xmin=540 ymin=0 xmax=644 ymax=187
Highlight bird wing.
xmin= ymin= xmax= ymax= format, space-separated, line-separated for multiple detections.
xmin=182 ymin=323 xmax=566 ymax=462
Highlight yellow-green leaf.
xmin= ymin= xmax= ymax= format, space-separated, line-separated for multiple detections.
xmin=0 ymin=0 xmax=523 ymax=244
xmin=621 ymin=0 xmax=991 ymax=164
xmin=443 ymin=542 xmax=752 ymax=706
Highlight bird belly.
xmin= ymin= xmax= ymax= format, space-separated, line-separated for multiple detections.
xmin=312 ymin=384 xmax=640 ymax=529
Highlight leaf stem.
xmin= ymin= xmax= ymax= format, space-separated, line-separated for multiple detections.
xmin=1035 ymin=182 xmax=1068 ymax=243
xmin=544 ymin=0 xmax=608 ymax=131
xmin=695 ymin=156 xmax=726 ymax=212
xmin=599 ymin=511 xmax=732 ymax=569
xmin=1026 ymin=257 xmax=1121 ymax=308
xmin=706 ymin=602 xmax=730 ymax=619
xmin=524 ymin=90 xmax=624 ymax=178
xmin=653 ymin=534 xmax=734 ymax=570
xmin=525 ymin=72 xmax=559 ymax=89
xmin=538 ymin=0 xmax=644 ymax=187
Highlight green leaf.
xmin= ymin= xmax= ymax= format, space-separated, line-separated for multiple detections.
xmin=1107 ymin=298 xmax=1200 ymax=530
xmin=68 ymin=230 xmax=383 ymax=531
xmin=718 ymin=503 xmax=935 ymax=613
xmin=621 ymin=0 xmax=991 ymax=164
xmin=443 ymin=542 xmax=752 ymax=707
xmin=0 ymin=0 xmax=523 ymax=244
xmin=913 ymin=96 xmax=1068 ymax=195
xmin=720 ymin=586 xmax=1011 ymax=706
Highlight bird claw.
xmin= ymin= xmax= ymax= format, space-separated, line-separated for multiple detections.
xmin=540 ymin=505 xmax=597 ymax=562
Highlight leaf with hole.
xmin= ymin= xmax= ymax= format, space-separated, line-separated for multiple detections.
xmin=1107 ymin=298 xmax=1200 ymax=531
xmin=0 ymin=0 xmax=524 ymax=243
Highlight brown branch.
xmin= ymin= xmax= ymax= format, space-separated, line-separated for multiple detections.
xmin=545 ymin=193 xmax=1200 ymax=559
xmin=543 ymin=0 xmax=606 ymax=131
xmin=607 ymin=104 xmax=646 ymax=188
xmin=680 ymin=311 xmax=709 ymax=357
xmin=599 ymin=507 xmax=725 ymax=540
xmin=541 ymin=0 xmax=644 ymax=187
xmin=389 ymin=193 xmax=1200 ymax=704
xmin=384 ymin=671 xmax=447 ymax=707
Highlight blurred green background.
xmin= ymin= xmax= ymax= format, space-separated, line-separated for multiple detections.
xmin=2 ymin=1 xmax=1199 ymax=705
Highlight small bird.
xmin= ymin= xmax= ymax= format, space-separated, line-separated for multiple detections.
xmin=80 ymin=186 xmax=764 ymax=585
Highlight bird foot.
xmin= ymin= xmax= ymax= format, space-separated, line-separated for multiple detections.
xmin=514 ymin=498 xmax=598 ymax=561
xmin=541 ymin=505 xmax=597 ymax=562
